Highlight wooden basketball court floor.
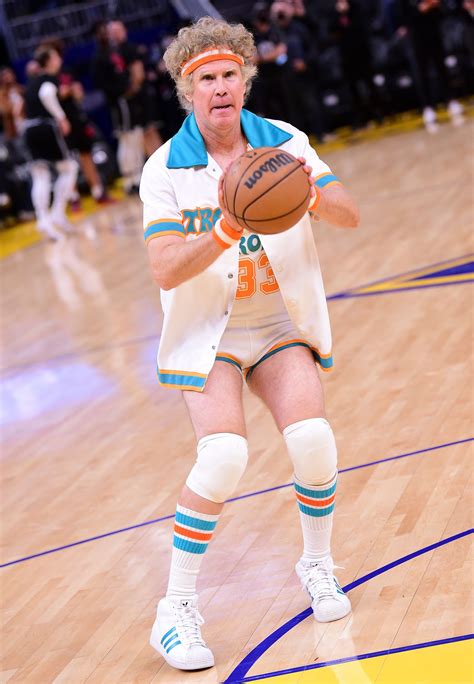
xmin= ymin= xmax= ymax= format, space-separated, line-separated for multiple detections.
xmin=1 ymin=120 xmax=473 ymax=683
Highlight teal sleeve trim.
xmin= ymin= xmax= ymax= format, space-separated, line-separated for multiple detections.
xmin=144 ymin=221 xmax=185 ymax=241
xmin=315 ymin=174 xmax=340 ymax=188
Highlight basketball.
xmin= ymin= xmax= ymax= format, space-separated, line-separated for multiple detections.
xmin=222 ymin=147 xmax=311 ymax=234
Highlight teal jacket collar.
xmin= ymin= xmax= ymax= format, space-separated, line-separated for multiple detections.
xmin=167 ymin=109 xmax=293 ymax=169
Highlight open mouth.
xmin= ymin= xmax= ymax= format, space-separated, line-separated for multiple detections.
xmin=213 ymin=104 xmax=232 ymax=111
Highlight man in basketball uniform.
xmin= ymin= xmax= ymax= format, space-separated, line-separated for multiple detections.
xmin=140 ymin=17 xmax=359 ymax=672
xmin=23 ymin=45 xmax=78 ymax=239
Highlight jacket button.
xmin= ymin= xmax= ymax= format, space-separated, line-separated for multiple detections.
xmin=228 ymin=273 xmax=233 ymax=279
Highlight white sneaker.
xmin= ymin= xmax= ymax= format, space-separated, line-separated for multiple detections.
xmin=422 ymin=107 xmax=439 ymax=134
xmin=37 ymin=220 xmax=63 ymax=241
xmin=150 ymin=595 xmax=214 ymax=671
xmin=448 ymin=100 xmax=465 ymax=127
xmin=295 ymin=556 xmax=351 ymax=623
xmin=51 ymin=215 xmax=75 ymax=234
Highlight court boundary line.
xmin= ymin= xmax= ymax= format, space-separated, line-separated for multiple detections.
xmin=229 ymin=633 xmax=474 ymax=682
xmin=1 ymin=438 xmax=471 ymax=569
xmin=223 ymin=529 xmax=474 ymax=683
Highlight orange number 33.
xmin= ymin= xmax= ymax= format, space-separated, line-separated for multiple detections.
xmin=236 ymin=254 xmax=280 ymax=299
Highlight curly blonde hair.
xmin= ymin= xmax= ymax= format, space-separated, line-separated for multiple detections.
xmin=163 ymin=17 xmax=258 ymax=113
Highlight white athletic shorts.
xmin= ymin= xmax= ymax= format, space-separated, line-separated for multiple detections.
xmin=216 ymin=308 xmax=312 ymax=381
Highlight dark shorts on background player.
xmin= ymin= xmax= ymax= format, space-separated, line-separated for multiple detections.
xmin=24 ymin=119 xmax=70 ymax=162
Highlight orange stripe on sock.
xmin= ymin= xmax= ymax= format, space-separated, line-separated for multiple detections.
xmin=296 ymin=492 xmax=336 ymax=508
xmin=174 ymin=524 xmax=213 ymax=542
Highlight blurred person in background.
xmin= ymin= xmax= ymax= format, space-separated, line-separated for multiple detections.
xmin=249 ymin=2 xmax=294 ymax=121
xmin=40 ymin=37 xmax=114 ymax=207
xmin=152 ymin=33 xmax=186 ymax=140
xmin=91 ymin=20 xmax=143 ymax=194
xmin=329 ymin=0 xmax=384 ymax=128
xmin=0 ymin=67 xmax=25 ymax=138
xmin=22 ymin=45 xmax=78 ymax=240
xmin=108 ymin=22 xmax=162 ymax=164
xmin=394 ymin=0 xmax=465 ymax=130
xmin=271 ymin=0 xmax=329 ymax=141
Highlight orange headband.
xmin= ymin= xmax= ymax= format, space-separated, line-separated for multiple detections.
xmin=180 ymin=48 xmax=245 ymax=77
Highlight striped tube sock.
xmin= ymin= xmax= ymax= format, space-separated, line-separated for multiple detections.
xmin=294 ymin=473 xmax=337 ymax=562
xmin=166 ymin=504 xmax=219 ymax=599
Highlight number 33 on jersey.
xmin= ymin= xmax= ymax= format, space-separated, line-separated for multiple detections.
xmin=237 ymin=232 xmax=279 ymax=300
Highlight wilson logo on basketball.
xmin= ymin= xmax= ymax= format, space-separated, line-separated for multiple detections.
xmin=244 ymin=152 xmax=294 ymax=190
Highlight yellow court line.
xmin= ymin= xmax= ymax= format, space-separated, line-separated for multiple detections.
xmin=0 ymin=184 xmax=125 ymax=260
xmin=0 ymin=222 xmax=42 ymax=259
xmin=257 ymin=637 xmax=473 ymax=683
xmin=356 ymin=273 xmax=473 ymax=293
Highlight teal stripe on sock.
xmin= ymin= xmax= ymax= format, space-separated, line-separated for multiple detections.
xmin=175 ymin=510 xmax=218 ymax=532
xmin=173 ymin=535 xmax=208 ymax=554
xmin=298 ymin=502 xmax=335 ymax=517
xmin=294 ymin=480 xmax=337 ymax=499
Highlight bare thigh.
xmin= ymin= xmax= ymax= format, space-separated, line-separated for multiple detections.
xmin=248 ymin=345 xmax=326 ymax=432
xmin=183 ymin=360 xmax=246 ymax=441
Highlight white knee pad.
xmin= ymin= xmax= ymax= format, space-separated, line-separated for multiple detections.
xmin=283 ymin=418 xmax=337 ymax=485
xmin=186 ymin=433 xmax=248 ymax=503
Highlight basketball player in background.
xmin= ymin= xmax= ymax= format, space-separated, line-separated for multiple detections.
xmin=140 ymin=17 xmax=359 ymax=671
xmin=23 ymin=45 xmax=78 ymax=239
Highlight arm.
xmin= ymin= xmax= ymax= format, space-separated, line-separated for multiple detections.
xmin=143 ymin=161 xmax=243 ymax=291
xmin=311 ymin=183 xmax=360 ymax=228
xmin=147 ymin=233 xmax=225 ymax=291
xmin=299 ymin=132 xmax=360 ymax=228
xmin=38 ymin=81 xmax=70 ymax=135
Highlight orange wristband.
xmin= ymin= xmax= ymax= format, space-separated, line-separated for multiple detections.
xmin=212 ymin=217 xmax=242 ymax=249
xmin=308 ymin=186 xmax=321 ymax=212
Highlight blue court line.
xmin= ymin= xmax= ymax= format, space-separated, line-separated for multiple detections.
xmin=0 ymin=515 xmax=175 ymax=569
xmin=230 ymin=633 xmax=474 ymax=682
xmin=223 ymin=529 xmax=474 ymax=683
xmin=329 ymin=253 xmax=473 ymax=300
xmin=1 ymin=437 xmax=471 ymax=569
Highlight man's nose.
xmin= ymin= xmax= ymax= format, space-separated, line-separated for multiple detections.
xmin=214 ymin=77 xmax=228 ymax=94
